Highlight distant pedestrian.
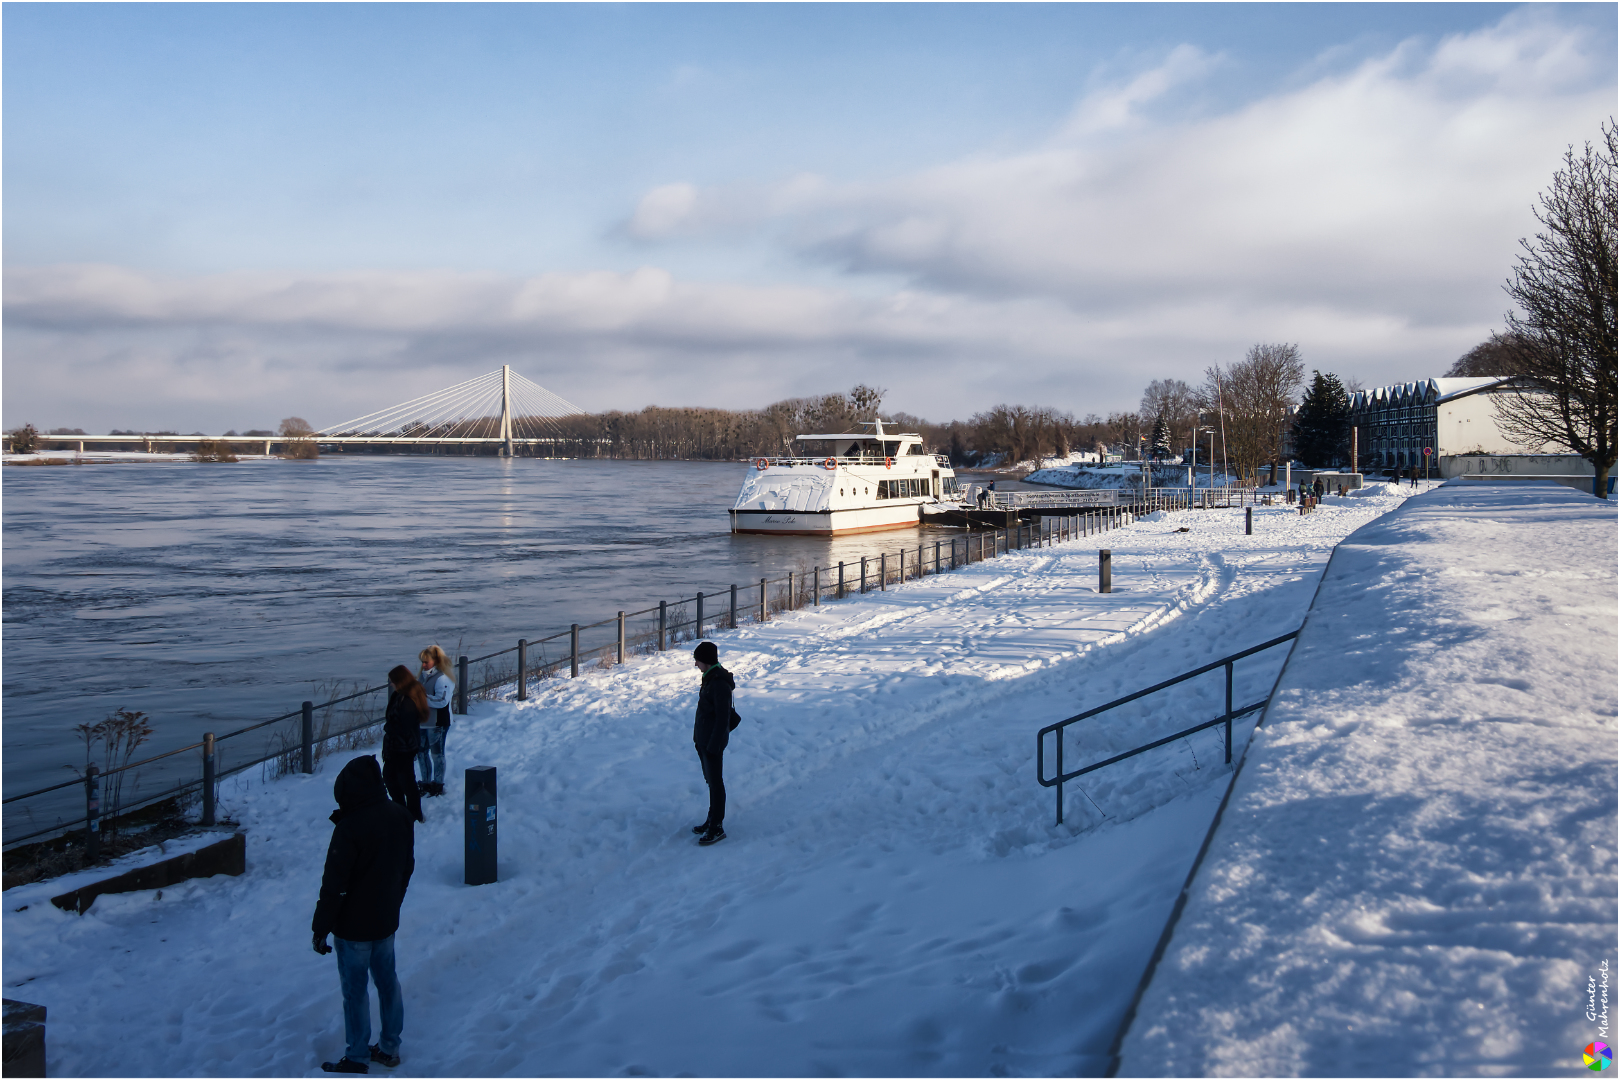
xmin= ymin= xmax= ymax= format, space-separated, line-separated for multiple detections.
xmin=383 ymin=666 xmax=425 ymax=823
xmin=1312 ymin=478 xmax=1324 ymax=502
xmin=1409 ymin=465 xmax=1418 ymax=488
xmin=416 ymin=647 xmax=454 ymax=797
xmin=690 ymin=640 xmax=737 ymax=847
xmin=976 ymin=485 xmax=990 ymax=509
xmin=313 ymin=755 xmax=415 ymax=1074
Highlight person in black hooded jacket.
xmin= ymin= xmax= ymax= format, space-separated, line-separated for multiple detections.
xmin=313 ymin=754 xmax=416 ymax=1074
xmin=381 ymin=666 xmax=425 ymax=824
xmin=690 ymin=640 xmax=735 ymax=846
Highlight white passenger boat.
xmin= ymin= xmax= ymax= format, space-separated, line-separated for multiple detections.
xmin=729 ymin=421 xmax=963 ymax=535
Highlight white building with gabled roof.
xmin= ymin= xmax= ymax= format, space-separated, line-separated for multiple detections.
xmin=1346 ymin=376 xmax=1557 ymax=472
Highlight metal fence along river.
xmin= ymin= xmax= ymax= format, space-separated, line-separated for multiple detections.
xmin=4 ymin=479 xmax=1189 ymax=847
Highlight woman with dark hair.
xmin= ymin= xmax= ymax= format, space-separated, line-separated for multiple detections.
xmin=383 ymin=665 xmax=426 ymax=823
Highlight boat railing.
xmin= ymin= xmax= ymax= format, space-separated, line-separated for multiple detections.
xmin=755 ymin=454 xmax=952 ymax=468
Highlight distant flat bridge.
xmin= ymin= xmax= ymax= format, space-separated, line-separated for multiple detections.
xmin=16 ymin=367 xmax=591 ymax=456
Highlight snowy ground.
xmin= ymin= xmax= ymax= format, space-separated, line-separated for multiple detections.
xmin=4 ymin=487 xmax=1420 ymax=1077
xmin=1117 ymin=481 xmax=1618 ymax=1077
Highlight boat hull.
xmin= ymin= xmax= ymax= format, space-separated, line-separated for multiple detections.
xmin=730 ymin=505 xmax=925 ymax=535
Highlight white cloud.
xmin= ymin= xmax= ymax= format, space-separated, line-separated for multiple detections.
xmin=4 ymin=10 xmax=1612 ymax=432
xmin=1060 ymin=44 xmax=1220 ymax=137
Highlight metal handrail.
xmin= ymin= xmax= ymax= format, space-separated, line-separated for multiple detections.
xmin=1036 ymin=630 xmax=1301 ymax=825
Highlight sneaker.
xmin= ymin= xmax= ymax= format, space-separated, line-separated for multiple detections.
xmin=698 ymin=826 xmax=726 ymax=846
xmin=321 ymin=1060 xmax=368 ymax=1074
xmin=369 ymin=1045 xmax=401 ymax=1068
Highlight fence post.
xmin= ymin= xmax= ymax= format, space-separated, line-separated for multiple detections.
xmin=934 ymin=539 xmax=941 ymax=574
xmin=880 ymin=553 xmax=887 ymax=591
xmin=759 ymin=578 xmax=767 ymax=622
xmin=301 ymin=700 xmax=314 ymax=773
xmin=617 ymin=612 xmax=626 ymax=664
xmin=517 ymin=640 xmax=528 ymax=699
xmin=569 ymin=627 xmax=579 ymax=678
xmin=1246 ymin=507 xmax=1253 ymax=536
xmin=814 ymin=567 xmax=821 ymax=606
xmin=729 ymin=584 xmax=738 ymax=630
xmin=1099 ymin=549 xmax=1112 ymax=594
xmin=1225 ymin=661 xmax=1234 ymax=764
xmin=658 ymin=602 xmax=667 ymax=650
xmin=696 ymin=593 xmax=704 ymax=637
xmin=201 ymin=736 xmax=216 ymax=827
xmin=85 ymin=764 xmax=101 ymax=861
xmin=860 ymin=557 xmax=868 ymax=593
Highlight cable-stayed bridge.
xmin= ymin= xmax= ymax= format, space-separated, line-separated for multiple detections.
xmin=17 ymin=367 xmax=590 ymax=456
xmin=318 ymin=366 xmax=586 ymax=454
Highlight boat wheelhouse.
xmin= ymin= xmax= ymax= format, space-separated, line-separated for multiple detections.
xmin=729 ymin=421 xmax=962 ymax=535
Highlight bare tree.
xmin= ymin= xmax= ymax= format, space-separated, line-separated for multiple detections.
xmin=1106 ymin=411 xmax=1144 ymax=457
xmin=1206 ymin=344 xmax=1306 ymax=484
xmin=1492 ymin=120 xmax=1617 ymax=497
xmin=279 ymin=416 xmax=319 ymax=460
xmin=1139 ymin=379 xmax=1200 ymax=449
xmin=1445 ymin=332 xmax=1537 ymax=378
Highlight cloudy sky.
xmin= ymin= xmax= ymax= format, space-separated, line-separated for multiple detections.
xmin=3 ymin=3 xmax=1614 ymax=433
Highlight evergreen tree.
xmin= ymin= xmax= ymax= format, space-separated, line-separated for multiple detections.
xmin=1292 ymin=371 xmax=1351 ymax=466
xmin=1149 ymin=414 xmax=1172 ymax=459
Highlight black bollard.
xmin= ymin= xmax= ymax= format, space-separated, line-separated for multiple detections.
xmin=464 ymin=766 xmax=497 ymax=886
xmin=1099 ymin=549 xmax=1112 ymax=594
xmin=1246 ymin=507 xmax=1253 ymax=535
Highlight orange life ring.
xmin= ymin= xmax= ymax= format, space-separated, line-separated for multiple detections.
xmin=754 ymin=458 xmax=769 ymax=470
xmin=885 ymin=457 xmax=894 ymax=469
xmin=822 ymin=457 xmax=838 ymax=471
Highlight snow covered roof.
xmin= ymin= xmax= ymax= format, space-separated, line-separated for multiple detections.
xmin=1431 ymin=376 xmax=1512 ymax=402
xmin=1351 ymin=376 xmax=1515 ymax=409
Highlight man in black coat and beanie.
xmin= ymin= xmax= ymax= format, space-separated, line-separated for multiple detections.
xmin=313 ymin=755 xmax=416 ymax=1073
xmin=691 ymin=640 xmax=735 ymax=846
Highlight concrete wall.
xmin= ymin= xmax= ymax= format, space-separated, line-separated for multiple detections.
xmin=1438 ymin=453 xmax=1593 ymax=479
xmin=1436 ymin=394 xmax=1553 ymax=456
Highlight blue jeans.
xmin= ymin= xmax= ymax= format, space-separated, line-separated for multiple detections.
xmin=415 ymin=726 xmax=447 ymax=786
xmin=335 ymin=935 xmax=403 ymax=1062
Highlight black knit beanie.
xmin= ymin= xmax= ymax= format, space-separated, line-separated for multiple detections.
xmin=693 ymin=641 xmax=718 ymax=665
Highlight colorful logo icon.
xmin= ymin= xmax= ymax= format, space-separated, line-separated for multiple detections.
xmin=1586 ymin=1042 xmax=1613 ymax=1071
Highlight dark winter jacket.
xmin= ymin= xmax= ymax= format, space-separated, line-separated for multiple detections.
xmin=382 ymin=689 xmax=423 ymax=762
xmin=692 ymin=663 xmax=735 ymax=755
xmin=312 ymin=755 xmax=416 ymax=942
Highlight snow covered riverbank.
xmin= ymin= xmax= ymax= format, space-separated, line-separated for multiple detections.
xmin=1118 ymin=482 xmax=1618 ymax=1076
xmin=4 ymin=487 xmax=1420 ymax=1077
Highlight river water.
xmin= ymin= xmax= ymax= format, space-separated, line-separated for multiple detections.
xmin=3 ymin=456 xmax=983 ymax=836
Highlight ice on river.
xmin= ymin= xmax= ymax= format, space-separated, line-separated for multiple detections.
xmin=6 ymin=486 xmax=1426 ymax=1076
